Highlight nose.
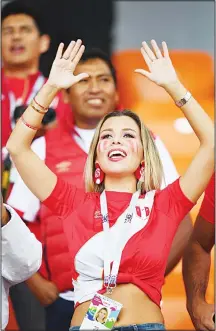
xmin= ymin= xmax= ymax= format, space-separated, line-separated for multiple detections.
xmin=12 ymin=30 xmax=22 ymax=40
xmin=89 ymin=79 xmax=101 ymax=93
xmin=112 ymin=136 xmax=121 ymax=145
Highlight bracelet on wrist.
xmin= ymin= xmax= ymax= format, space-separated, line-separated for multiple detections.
xmin=33 ymin=97 xmax=48 ymax=111
xmin=21 ymin=115 xmax=40 ymax=131
xmin=31 ymin=103 xmax=48 ymax=114
xmin=175 ymin=91 xmax=192 ymax=107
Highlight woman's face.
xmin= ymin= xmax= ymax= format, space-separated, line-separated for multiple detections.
xmin=98 ymin=309 xmax=107 ymax=321
xmin=96 ymin=116 xmax=143 ymax=177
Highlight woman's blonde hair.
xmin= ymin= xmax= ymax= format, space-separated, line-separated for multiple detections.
xmin=95 ymin=307 xmax=108 ymax=323
xmin=84 ymin=110 xmax=164 ymax=194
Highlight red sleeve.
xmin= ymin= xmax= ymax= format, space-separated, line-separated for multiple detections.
xmin=156 ymin=178 xmax=195 ymax=225
xmin=199 ymin=174 xmax=215 ymax=224
xmin=42 ymin=176 xmax=86 ymax=218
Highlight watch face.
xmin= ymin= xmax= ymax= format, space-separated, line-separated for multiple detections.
xmin=175 ymin=92 xmax=192 ymax=107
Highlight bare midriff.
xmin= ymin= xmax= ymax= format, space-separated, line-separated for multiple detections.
xmin=71 ymin=283 xmax=164 ymax=327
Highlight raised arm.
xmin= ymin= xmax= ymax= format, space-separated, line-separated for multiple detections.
xmin=6 ymin=40 xmax=88 ymax=202
xmin=135 ymin=40 xmax=214 ymax=203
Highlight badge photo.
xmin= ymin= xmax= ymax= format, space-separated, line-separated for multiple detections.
xmin=80 ymin=293 xmax=123 ymax=330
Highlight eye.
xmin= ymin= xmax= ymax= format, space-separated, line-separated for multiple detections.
xmin=21 ymin=26 xmax=33 ymax=34
xmin=101 ymin=134 xmax=112 ymax=139
xmin=123 ymin=133 xmax=135 ymax=138
xmin=2 ymin=28 xmax=13 ymax=35
xmin=100 ymin=77 xmax=110 ymax=82
xmin=79 ymin=78 xmax=89 ymax=83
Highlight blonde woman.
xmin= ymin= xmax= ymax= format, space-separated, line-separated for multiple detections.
xmin=95 ymin=307 xmax=108 ymax=324
xmin=6 ymin=40 xmax=214 ymax=331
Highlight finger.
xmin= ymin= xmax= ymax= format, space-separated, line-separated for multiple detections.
xmin=74 ymin=72 xmax=89 ymax=84
xmin=140 ymin=47 xmax=152 ymax=68
xmin=62 ymin=40 xmax=76 ymax=60
xmin=142 ymin=41 xmax=156 ymax=61
xmin=134 ymin=69 xmax=152 ymax=80
xmin=162 ymin=41 xmax=169 ymax=58
xmin=72 ymin=44 xmax=85 ymax=67
xmin=151 ymin=39 xmax=163 ymax=58
xmin=55 ymin=42 xmax=64 ymax=60
xmin=69 ymin=39 xmax=83 ymax=61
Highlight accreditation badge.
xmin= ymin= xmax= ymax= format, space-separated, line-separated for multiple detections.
xmin=80 ymin=293 xmax=123 ymax=330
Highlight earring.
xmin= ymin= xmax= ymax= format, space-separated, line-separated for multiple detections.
xmin=135 ymin=161 xmax=145 ymax=182
xmin=94 ymin=163 xmax=104 ymax=184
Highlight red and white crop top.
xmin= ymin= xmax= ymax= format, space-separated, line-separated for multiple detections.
xmin=42 ymin=177 xmax=195 ymax=307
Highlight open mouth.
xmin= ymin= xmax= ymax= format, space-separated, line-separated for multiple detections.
xmin=108 ymin=149 xmax=127 ymax=161
xmin=10 ymin=45 xmax=25 ymax=54
xmin=87 ymin=98 xmax=104 ymax=106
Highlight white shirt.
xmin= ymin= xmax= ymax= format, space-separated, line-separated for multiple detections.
xmin=7 ymin=130 xmax=179 ymax=301
xmin=1 ymin=204 xmax=42 ymax=330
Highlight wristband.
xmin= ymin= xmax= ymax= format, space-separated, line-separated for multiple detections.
xmin=33 ymin=97 xmax=48 ymax=110
xmin=175 ymin=91 xmax=192 ymax=107
xmin=21 ymin=115 xmax=39 ymax=130
xmin=31 ymin=103 xmax=48 ymax=114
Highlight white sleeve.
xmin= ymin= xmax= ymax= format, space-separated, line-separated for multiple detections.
xmin=7 ymin=137 xmax=46 ymax=222
xmin=2 ymin=204 xmax=42 ymax=284
xmin=154 ymin=135 xmax=179 ymax=189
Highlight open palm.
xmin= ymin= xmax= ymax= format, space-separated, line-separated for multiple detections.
xmin=135 ymin=40 xmax=178 ymax=87
xmin=47 ymin=39 xmax=88 ymax=90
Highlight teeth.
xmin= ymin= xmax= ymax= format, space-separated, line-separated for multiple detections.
xmin=109 ymin=150 xmax=126 ymax=158
xmin=87 ymin=99 xmax=102 ymax=105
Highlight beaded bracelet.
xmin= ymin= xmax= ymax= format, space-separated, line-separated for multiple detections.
xmin=31 ymin=103 xmax=47 ymax=114
xmin=21 ymin=115 xmax=39 ymax=131
xmin=33 ymin=97 xmax=48 ymax=111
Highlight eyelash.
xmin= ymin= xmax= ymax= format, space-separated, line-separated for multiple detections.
xmin=101 ymin=134 xmax=112 ymax=139
xmin=100 ymin=133 xmax=135 ymax=139
xmin=123 ymin=133 xmax=135 ymax=138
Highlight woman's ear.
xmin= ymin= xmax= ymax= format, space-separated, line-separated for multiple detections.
xmin=39 ymin=34 xmax=51 ymax=54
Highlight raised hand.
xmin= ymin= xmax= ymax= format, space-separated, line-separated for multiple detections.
xmin=47 ymin=39 xmax=89 ymax=90
xmin=135 ymin=40 xmax=179 ymax=88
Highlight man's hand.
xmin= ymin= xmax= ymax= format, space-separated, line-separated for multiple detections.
xmin=188 ymin=301 xmax=215 ymax=331
xmin=26 ymin=272 xmax=59 ymax=306
xmin=1 ymin=195 xmax=10 ymax=226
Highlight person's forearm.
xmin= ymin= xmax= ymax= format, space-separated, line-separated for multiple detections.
xmin=6 ymin=83 xmax=60 ymax=156
xmin=26 ymin=272 xmax=42 ymax=289
xmin=164 ymin=80 xmax=214 ymax=146
xmin=183 ymin=240 xmax=211 ymax=312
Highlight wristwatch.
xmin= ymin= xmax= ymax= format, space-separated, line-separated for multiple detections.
xmin=175 ymin=91 xmax=192 ymax=107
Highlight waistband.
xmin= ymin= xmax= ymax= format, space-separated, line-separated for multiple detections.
xmin=69 ymin=323 xmax=166 ymax=330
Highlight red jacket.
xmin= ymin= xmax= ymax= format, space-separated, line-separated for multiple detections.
xmin=39 ymin=122 xmax=87 ymax=292
xmin=1 ymin=69 xmax=71 ymax=147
